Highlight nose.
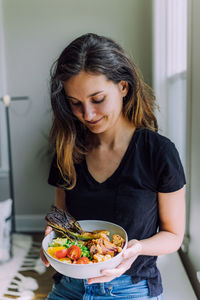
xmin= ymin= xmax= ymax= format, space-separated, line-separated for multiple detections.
xmin=82 ymin=104 xmax=96 ymax=121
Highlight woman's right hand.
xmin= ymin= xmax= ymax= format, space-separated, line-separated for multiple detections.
xmin=40 ymin=225 xmax=52 ymax=267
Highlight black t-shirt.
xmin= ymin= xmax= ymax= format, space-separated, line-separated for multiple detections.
xmin=48 ymin=128 xmax=186 ymax=297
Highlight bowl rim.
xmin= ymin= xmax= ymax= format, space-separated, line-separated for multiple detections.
xmin=42 ymin=220 xmax=128 ymax=267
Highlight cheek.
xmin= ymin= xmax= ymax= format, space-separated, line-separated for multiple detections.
xmin=70 ymin=106 xmax=82 ymax=118
xmin=101 ymin=100 xmax=115 ymax=114
xmin=104 ymin=98 xmax=122 ymax=116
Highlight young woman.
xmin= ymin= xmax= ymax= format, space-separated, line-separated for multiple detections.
xmin=41 ymin=33 xmax=186 ymax=299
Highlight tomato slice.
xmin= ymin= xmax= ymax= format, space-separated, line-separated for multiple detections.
xmin=76 ymin=256 xmax=90 ymax=264
xmin=67 ymin=245 xmax=81 ymax=260
xmin=55 ymin=248 xmax=68 ymax=259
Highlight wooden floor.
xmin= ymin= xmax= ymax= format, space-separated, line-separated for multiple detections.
xmin=4 ymin=233 xmax=55 ymax=300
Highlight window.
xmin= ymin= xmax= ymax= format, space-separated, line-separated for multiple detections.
xmin=153 ymin=0 xmax=189 ymax=241
xmin=153 ymin=0 xmax=187 ymax=170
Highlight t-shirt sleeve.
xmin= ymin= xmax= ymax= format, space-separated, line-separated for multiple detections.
xmin=48 ymin=155 xmax=65 ymax=187
xmin=155 ymin=141 xmax=186 ymax=193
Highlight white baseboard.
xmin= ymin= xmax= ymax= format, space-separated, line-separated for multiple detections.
xmin=16 ymin=214 xmax=46 ymax=232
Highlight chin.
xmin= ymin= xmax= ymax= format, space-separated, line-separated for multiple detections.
xmin=87 ymin=125 xmax=107 ymax=134
xmin=88 ymin=128 xmax=104 ymax=134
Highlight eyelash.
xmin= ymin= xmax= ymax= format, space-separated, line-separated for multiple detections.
xmin=70 ymin=98 xmax=104 ymax=106
xmin=92 ymin=98 xmax=104 ymax=104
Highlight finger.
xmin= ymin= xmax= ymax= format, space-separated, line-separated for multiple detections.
xmin=40 ymin=248 xmax=50 ymax=267
xmin=88 ymin=275 xmax=115 ymax=284
xmin=45 ymin=226 xmax=52 ymax=235
xmin=101 ymin=266 xmax=125 ymax=277
xmin=88 ymin=256 xmax=137 ymax=284
xmin=100 ymin=263 xmax=128 ymax=278
xmin=102 ymin=256 xmax=137 ymax=277
xmin=118 ymin=256 xmax=137 ymax=271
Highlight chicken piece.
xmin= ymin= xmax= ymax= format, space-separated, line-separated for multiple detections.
xmin=102 ymin=239 xmax=119 ymax=255
xmin=112 ymin=234 xmax=125 ymax=248
xmin=89 ymin=241 xmax=104 ymax=255
xmin=92 ymin=230 xmax=110 ymax=240
xmin=93 ymin=253 xmax=104 ymax=263
xmin=104 ymin=254 xmax=112 ymax=261
xmin=87 ymin=237 xmax=119 ymax=257
xmin=93 ymin=253 xmax=112 ymax=263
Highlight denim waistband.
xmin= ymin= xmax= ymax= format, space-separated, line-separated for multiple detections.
xmin=83 ymin=275 xmax=146 ymax=287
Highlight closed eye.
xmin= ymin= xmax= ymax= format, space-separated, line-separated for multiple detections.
xmin=70 ymin=101 xmax=81 ymax=106
xmin=70 ymin=98 xmax=104 ymax=106
xmin=92 ymin=98 xmax=104 ymax=104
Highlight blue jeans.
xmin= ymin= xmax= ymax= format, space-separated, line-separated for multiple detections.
xmin=47 ymin=275 xmax=163 ymax=299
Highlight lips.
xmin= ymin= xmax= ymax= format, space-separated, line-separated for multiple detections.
xmin=86 ymin=117 xmax=103 ymax=125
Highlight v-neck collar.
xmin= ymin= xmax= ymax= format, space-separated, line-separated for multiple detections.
xmin=83 ymin=128 xmax=139 ymax=186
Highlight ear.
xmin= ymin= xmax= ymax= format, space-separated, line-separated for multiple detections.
xmin=119 ymin=80 xmax=129 ymax=97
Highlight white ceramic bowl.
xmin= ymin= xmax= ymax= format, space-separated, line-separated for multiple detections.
xmin=42 ymin=220 xmax=127 ymax=279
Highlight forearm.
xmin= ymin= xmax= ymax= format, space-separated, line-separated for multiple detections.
xmin=55 ymin=187 xmax=66 ymax=210
xmin=43 ymin=189 xmax=65 ymax=266
xmin=139 ymin=230 xmax=184 ymax=256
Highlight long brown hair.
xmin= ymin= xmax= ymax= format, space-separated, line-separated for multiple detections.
xmin=50 ymin=33 xmax=158 ymax=189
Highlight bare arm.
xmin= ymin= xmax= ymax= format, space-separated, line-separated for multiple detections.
xmin=41 ymin=187 xmax=66 ymax=266
xmin=55 ymin=187 xmax=66 ymax=210
xmin=88 ymin=186 xmax=186 ymax=283
xmin=45 ymin=187 xmax=66 ymax=233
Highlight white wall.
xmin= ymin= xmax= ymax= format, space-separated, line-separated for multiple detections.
xmin=1 ymin=0 xmax=152 ymax=230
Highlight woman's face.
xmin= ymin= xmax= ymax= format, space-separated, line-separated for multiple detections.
xmin=63 ymin=71 xmax=128 ymax=134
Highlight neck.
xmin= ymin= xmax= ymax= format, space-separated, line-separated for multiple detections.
xmin=95 ymin=117 xmax=135 ymax=150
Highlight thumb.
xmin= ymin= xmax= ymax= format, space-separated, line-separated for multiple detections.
xmin=123 ymin=240 xmax=142 ymax=259
xmin=45 ymin=225 xmax=52 ymax=236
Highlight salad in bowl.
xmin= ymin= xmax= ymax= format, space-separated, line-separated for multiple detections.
xmin=42 ymin=206 xmax=127 ymax=278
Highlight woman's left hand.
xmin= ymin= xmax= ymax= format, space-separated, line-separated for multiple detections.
xmin=87 ymin=239 xmax=142 ymax=284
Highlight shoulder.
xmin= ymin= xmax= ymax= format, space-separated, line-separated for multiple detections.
xmin=135 ymin=128 xmax=173 ymax=151
xmin=134 ymin=128 xmax=180 ymax=167
xmin=135 ymin=128 xmax=186 ymax=192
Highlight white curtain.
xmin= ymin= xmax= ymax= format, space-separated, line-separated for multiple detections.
xmin=153 ymin=0 xmax=187 ymax=170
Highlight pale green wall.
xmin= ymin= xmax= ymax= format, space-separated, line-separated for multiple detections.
xmin=2 ymin=0 xmax=152 ymax=217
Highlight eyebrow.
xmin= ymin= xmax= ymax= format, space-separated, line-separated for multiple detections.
xmin=67 ymin=91 xmax=104 ymax=101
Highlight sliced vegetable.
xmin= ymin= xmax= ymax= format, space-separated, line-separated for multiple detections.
xmin=76 ymin=257 xmax=90 ymax=264
xmin=55 ymin=248 xmax=68 ymax=259
xmin=67 ymin=245 xmax=81 ymax=260
xmin=50 ymin=237 xmax=69 ymax=247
